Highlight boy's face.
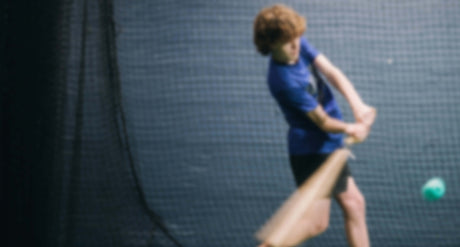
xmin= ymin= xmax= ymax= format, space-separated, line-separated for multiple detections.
xmin=271 ymin=36 xmax=301 ymax=64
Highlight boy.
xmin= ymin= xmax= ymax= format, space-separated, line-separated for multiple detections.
xmin=253 ymin=4 xmax=375 ymax=247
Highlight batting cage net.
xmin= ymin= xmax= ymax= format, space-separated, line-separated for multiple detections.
xmin=2 ymin=0 xmax=460 ymax=246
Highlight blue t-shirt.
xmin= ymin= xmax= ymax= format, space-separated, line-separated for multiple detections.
xmin=267 ymin=37 xmax=343 ymax=155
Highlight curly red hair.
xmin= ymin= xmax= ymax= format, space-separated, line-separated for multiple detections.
xmin=253 ymin=4 xmax=306 ymax=56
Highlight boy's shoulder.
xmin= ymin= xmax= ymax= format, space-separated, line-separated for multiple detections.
xmin=300 ymin=36 xmax=319 ymax=63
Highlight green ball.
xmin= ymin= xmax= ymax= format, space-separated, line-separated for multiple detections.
xmin=421 ymin=177 xmax=445 ymax=201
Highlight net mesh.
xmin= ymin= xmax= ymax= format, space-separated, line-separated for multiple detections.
xmin=2 ymin=0 xmax=460 ymax=246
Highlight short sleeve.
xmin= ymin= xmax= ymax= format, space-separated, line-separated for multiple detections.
xmin=276 ymin=86 xmax=318 ymax=113
xmin=300 ymin=37 xmax=319 ymax=64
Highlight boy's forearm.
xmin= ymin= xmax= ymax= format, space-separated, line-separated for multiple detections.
xmin=326 ymin=68 xmax=365 ymax=115
xmin=320 ymin=116 xmax=352 ymax=134
xmin=314 ymin=55 xmax=366 ymax=117
xmin=307 ymin=105 xmax=352 ymax=135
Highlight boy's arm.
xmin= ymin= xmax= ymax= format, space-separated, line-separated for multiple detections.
xmin=313 ymin=54 xmax=374 ymax=126
xmin=307 ymin=105 xmax=369 ymax=142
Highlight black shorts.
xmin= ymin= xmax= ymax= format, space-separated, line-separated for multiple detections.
xmin=289 ymin=153 xmax=351 ymax=196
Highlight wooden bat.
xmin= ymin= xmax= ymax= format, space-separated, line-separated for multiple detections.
xmin=256 ymin=108 xmax=376 ymax=247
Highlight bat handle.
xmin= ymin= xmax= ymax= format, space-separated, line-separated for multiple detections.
xmin=345 ymin=107 xmax=377 ymax=147
xmin=344 ymin=136 xmax=358 ymax=146
xmin=342 ymin=137 xmax=357 ymax=160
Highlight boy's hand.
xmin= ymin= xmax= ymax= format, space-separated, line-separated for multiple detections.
xmin=345 ymin=122 xmax=370 ymax=143
xmin=354 ymin=105 xmax=376 ymax=128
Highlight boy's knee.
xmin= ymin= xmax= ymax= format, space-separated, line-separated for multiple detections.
xmin=342 ymin=191 xmax=366 ymax=217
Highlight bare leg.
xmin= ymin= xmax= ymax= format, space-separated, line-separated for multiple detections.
xmin=335 ymin=177 xmax=370 ymax=247
xmin=258 ymin=198 xmax=331 ymax=247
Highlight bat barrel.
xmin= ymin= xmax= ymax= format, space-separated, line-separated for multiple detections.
xmin=256 ymin=148 xmax=351 ymax=246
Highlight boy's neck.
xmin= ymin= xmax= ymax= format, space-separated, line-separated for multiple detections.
xmin=271 ymin=50 xmax=297 ymax=65
xmin=272 ymin=54 xmax=297 ymax=65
